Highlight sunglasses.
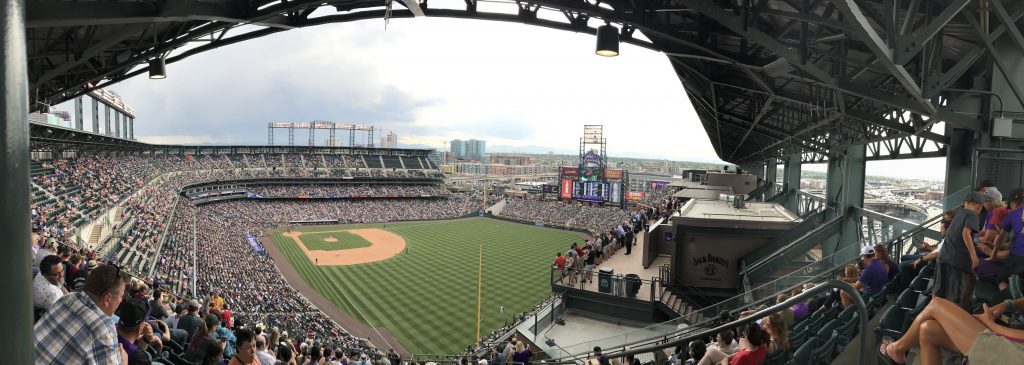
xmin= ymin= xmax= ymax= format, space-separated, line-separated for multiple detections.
xmin=102 ymin=263 xmax=128 ymax=295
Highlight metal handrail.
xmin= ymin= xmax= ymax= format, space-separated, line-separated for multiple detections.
xmin=543 ymin=280 xmax=868 ymax=364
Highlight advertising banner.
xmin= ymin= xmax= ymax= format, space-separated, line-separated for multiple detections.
xmin=610 ymin=182 xmax=622 ymax=203
xmin=560 ymin=179 xmax=573 ymax=199
xmin=626 ymin=191 xmax=646 ymax=201
xmin=605 ymin=169 xmax=623 ymax=180
xmin=560 ymin=166 xmax=579 ymax=178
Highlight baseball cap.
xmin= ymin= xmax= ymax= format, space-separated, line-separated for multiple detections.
xmin=117 ymin=298 xmax=150 ymax=328
xmin=861 ymin=245 xmax=875 ymax=257
xmin=188 ymin=299 xmax=201 ymax=310
xmin=965 ymin=191 xmax=986 ymax=205
xmin=978 ymin=180 xmax=995 ymax=190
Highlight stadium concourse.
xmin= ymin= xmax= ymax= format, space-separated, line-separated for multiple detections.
xmin=28 ymin=149 xmax=662 ymax=365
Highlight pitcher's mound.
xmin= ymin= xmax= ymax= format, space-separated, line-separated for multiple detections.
xmin=324 ymin=237 xmax=338 ymax=242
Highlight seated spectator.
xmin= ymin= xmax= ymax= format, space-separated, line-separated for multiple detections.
xmin=880 ymin=296 xmax=1024 ymax=364
xmin=729 ymin=323 xmax=767 ymax=365
xmin=117 ymin=297 xmax=158 ymax=365
xmin=898 ymin=213 xmax=951 ymax=290
xmin=993 ymin=188 xmax=1024 ymax=291
xmin=33 ymin=255 xmax=67 ymax=312
xmin=256 ymin=335 xmax=276 ymax=365
xmin=34 ymin=264 xmax=129 ymax=364
xmin=150 ymin=288 xmax=169 ymax=320
xmin=684 ymin=340 xmax=705 ymax=365
xmin=840 ymin=246 xmax=887 ymax=308
xmin=697 ymin=329 xmax=737 ymax=365
xmin=763 ymin=313 xmax=788 ymax=353
xmin=873 ymin=244 xmax=899 ymax=282
xmin=230 ymin=328 xmax=259 ymax=365
xmin=177 ymin=299 xmax=205 ymax=343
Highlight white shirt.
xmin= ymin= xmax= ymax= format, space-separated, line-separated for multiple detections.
xmin=257 ymin=349 xmax=276 ymax=365
xmin=32 ymin=272 xmax=66 ymax=310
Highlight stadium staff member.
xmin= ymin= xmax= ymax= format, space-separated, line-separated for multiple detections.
xmin=35 ymin=264 xmax=130 ymax=364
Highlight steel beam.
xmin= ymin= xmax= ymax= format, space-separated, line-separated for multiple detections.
xmin=0 ymin=0 xmax=34 ymax=362
xmin=729 ymin=95 xmax=775 ymax=161
xmin=830 ymin=0 xmax=937 ymax=116
xmin=964 ymin=15 xmax=1024 ymax=110
xmin=892 ymin=0 xmax=971 ymax=64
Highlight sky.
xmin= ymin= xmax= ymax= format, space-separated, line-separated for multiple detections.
xmin=54 ymin=2 xmax=948 ymax=180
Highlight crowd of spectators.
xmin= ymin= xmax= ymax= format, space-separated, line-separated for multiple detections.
xmin=499 ymin=199 xmax=630 ymax=234
xmin=250 ymin=184 xmax=449 ymax=198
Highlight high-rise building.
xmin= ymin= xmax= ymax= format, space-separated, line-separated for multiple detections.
xmin=450 ymin=140 xmax=467 ymax=160
xmin=379 ymin=131 xmax=398 ymax=148
xmin=466 ymin=139 xmax=486 ymax=162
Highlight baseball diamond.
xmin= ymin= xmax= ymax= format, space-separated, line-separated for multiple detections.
xmin=267 ymin=218 xmax=586 ymax=355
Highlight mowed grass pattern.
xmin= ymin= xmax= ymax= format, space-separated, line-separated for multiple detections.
xmin=272 ymin=218 xmax=582 ymax=355
xmin=302 ymin=231 xmax=373 ymax=251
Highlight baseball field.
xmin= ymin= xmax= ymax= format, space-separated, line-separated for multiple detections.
xmin=270 ymin=217 xmax=584 ymax=355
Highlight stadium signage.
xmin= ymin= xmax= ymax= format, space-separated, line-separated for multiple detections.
xmin=692 ymin=253 xmax=729 ymax=268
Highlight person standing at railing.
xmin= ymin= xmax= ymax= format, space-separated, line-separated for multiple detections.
xmin=934 ymin=192 xmax=985 ymax=310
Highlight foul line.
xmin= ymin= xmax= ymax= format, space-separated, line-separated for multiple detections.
xmin=476 ymin=244 xmax=483 ymax=344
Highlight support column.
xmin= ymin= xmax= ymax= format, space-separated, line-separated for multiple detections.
xmin=114 ymin=112 xmax=120 ymax=138
xmin=128 ymin=117 xmax=134 ymax=140
xmin=765 ymin=158 xmax=778 ymax=200
xmin=73 ymin=97 xmax=83 ymax=130
xmin=0 ymin=0 xmax=35 ymax=362
xmin=945 ymin=128 xmax=975 ymax=210
xmin=782 ymin=152 xmax=801 ymax=212
xmin=823 ymin=142 xmax=866 ymax=256
xmin=104 ymin=104 xmax=111 ymax=136
xmin=91 ymin=97 xmax=99 ymax=133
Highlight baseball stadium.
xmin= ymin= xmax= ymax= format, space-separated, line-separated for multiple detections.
xmin=12 ymin=1 xmax=1024 ymax=365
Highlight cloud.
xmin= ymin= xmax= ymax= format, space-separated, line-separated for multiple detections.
xmin=57 ymin=16 xmax=721 ymax=163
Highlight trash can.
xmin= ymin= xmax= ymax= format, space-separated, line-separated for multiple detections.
xmin=598 ymin=267 xmax=614 ymax=293
xmin=624 ymin=274 xmax=641 ymax=298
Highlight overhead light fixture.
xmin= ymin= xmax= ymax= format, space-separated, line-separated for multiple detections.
xmin=148 ymin=58 xmax=166 ymax=79
xmin=595 ymin=23 xmax=619 ymax=57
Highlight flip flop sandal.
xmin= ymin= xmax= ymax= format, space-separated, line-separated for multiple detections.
xmin=878 ymin=337 xmax=906 ymax=365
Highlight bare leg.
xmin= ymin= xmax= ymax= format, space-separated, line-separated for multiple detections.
xmin=887 ymin=297 xmax=986 ymax=364
xmin=840 ymin=291 xmax=853 ymax=308
xmin=919 ymin=320 xmax=956 ymax=365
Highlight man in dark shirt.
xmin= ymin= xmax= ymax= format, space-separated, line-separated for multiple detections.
xmin=624 ymin=228 xmax=634 ymax=255
xmin=117 ymin=298 xmax=156 ymax=365
xmin=149 ymin=289 xmax=169 ymax=321
xmin=934 ymin=192 xmax=984 ymax=309
xmin=176 ymin=299 xmax=204 ymax=344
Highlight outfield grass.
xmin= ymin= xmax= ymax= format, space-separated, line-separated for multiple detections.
xmin=272 ymin=218 xmax=583 ymax=355
xmin=302 ymin=231 xmax=374 ymax=251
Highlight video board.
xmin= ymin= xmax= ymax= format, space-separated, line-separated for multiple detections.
xmin=573 ymin=181 xmax=609 ymax=201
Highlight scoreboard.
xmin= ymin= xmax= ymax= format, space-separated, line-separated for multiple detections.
xmin=558 ymin=167 xmax=627 ymax=205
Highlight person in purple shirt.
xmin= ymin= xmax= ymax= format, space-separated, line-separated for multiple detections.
xmin=994 ymin=188 xmax=1024 ymax=290
xmin=840 ymin=245 xmax=888 ymax=308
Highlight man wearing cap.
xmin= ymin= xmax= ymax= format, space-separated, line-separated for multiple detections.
xmin=934 ymin=191 xmax=985 ymax=309
xmin=70 ymin=259 xmax=98 ymax=292
xmin=35 ymin=263 xmax=130 ymax=364
xmin=117 ymin=298 xmax=158 ymax=365
xmin=840 ymin=245 xmax=888 ymax=308
xmin=177 ymin=299 xmax=205 ymax=343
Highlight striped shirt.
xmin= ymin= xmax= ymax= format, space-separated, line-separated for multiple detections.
xmin=34 ymin=292 xmax=121 ymax=365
